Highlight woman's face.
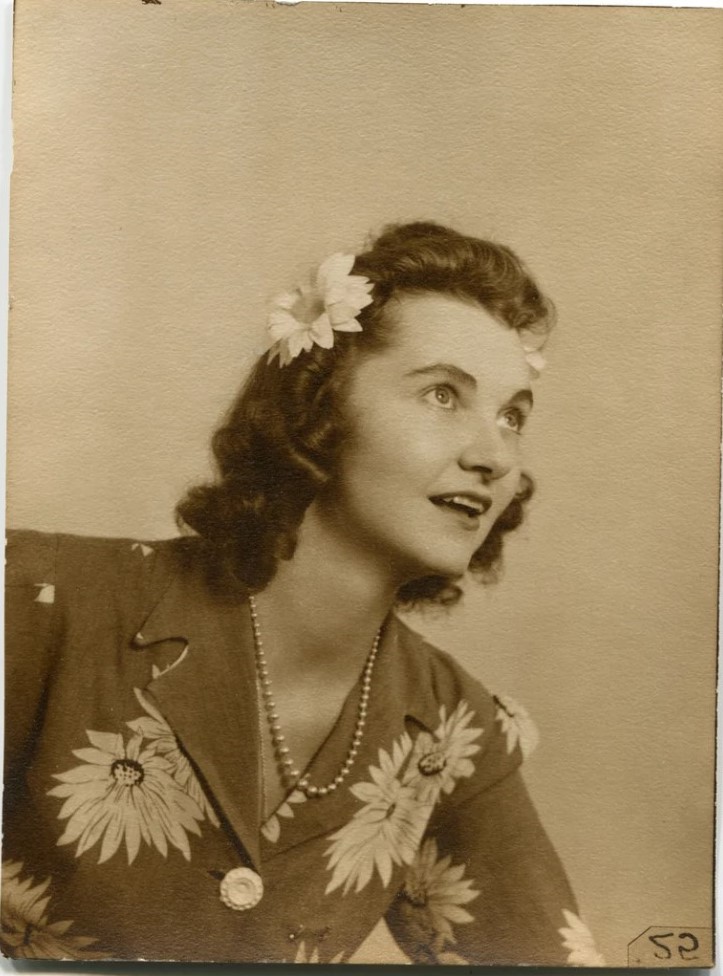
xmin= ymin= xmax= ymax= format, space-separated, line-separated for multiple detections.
xmin=316 ymin=292 xmax=534 ymax=583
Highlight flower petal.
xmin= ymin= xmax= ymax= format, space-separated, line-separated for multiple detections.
xmin=133 ymin=687 xmax=166 ymax=724
xmin=135 ymin=790 xmax=168 ymax=858
xmin=98 ymin=808 xmax=125 ymax=864
xmin=124 ymin=808 xmax=142 ymax=865
xmin=272 ymin=288 xmax=303 ymax=311
xmin=71 ymin=748 xmax=114 ymax=767
xmin=287 ymin=328 xmax=314 ymax=359
xmin=56 ymin=781 xmax=109 ymax=819
xmin=327 ymin=301 xmax=363 ymax=327
xmin=350 ymin=781 xmax=381 ymax=804
xmin=331 ymin=318 xmax=363 ymax=333
xmin=52 ymin=764 xmax=111 ymax=784
xmin=309 ymin=314 xmax=335 ymax=348
xmin=261 ymin=817 xmax=281 ymax=843
xmin=85 ymin=731 xmax=123 ymax=755
xmin=268 ymin=309 xmax=303 ymax=343
xmin=440 ymin=904 xmax=475 ymax=925
xmin=315 ymin=252 xmax=355 ymax=292
xmin=525 ymin=350 xmax=546 ymax=374
xmin=76 ymin=806 xmax=115 ymax=858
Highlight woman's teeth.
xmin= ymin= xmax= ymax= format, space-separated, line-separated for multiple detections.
xmin=431 ymin=495 xmax=486 ymax=518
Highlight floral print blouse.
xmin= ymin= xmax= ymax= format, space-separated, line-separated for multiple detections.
xmin=2 ymin=531 xmax=605 ymax=966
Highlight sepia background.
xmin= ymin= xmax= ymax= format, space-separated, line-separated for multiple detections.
xmin=7 ymin=0 xmax=722 ymax=967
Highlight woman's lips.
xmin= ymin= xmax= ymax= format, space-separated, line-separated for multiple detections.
xmin=429 ymin=493 xmax=492 ymax=531
xmin=429 ymin=492 xmax=492 ymax=517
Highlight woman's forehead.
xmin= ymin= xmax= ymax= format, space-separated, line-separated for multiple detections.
xmin=380 ymin=292 xmax=529 ymax=379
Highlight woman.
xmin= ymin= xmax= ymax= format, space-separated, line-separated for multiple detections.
xmin=2 ymin=222 xmax=603 ymax=965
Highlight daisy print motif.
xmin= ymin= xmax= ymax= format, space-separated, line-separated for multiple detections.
xmin=48 ymin=725 xmax=206 ymax=865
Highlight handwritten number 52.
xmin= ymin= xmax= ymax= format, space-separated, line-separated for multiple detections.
xmin=648 ymin=932 xmax=699 ymax=960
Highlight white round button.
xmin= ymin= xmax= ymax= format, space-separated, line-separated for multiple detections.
xmin=219 ymin=867 xmax=264 ymax=911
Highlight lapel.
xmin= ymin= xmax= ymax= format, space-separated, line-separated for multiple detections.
xmin=129 ymin=547 xmax=445 ymax=867
xmin=132 ymin=554 xmax=262 ymax=868
xmin=257 ymin=615 xmax=444 ymax=859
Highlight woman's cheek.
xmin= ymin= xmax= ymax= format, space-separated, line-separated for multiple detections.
xmin=489 ymin=470 xmax=522 ymax=520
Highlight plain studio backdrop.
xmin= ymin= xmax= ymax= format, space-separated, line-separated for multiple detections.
xmin=6 ymin=0 xmax=722 ymax=968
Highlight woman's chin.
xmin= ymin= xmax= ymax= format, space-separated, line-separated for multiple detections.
xmin=403 ymin=557 xmax=470 ymax=588
xmin=429 ymin=548 xmax=479 ymax=581
xmin=384 ymin=537 xmax=480 ymax=591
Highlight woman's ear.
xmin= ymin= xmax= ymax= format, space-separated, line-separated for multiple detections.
xmin=513 ymin=472 xmax=534 ymax=503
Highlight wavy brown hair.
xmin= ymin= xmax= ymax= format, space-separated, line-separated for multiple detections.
xmin=177 ymin=221 xmax=555 ymax=607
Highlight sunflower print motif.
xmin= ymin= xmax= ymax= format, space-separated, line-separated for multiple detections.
xmin=403 ymin=701 xmax=483 ymax=802
xmin=558 ymin=909 xmax=606 ymax=966
xmin=127 ymin=688 xmax=220 ymax=828
xmin=1 ymin=860 xmax=106 ymax=960
xmin=285 ymin=939 xmax=347 ymax=964
xmin=493 ymin=693 xmax=540 ymax=760
xmin=324 ymin=702 xmax=483 ymax=896
xmin=261 ymin=788 xmax=307 ymax=844
xmin=325 ymin=731 xmax=433 ymax=895
xmin=395 ymin=837 xmax=479 ymax=953
xmin=47 ymin=694 xmax=219 ymax=864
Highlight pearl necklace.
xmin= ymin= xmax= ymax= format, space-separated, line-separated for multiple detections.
xmin=248 ymin=594 xmax=382 ymax=799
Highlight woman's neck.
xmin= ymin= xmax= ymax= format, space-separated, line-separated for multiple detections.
xmin=253 ymin=501 xmax=402 ymax=677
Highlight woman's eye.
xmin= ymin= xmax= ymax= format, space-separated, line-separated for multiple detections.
xmin=501 ymin=408 xmax=526 ymax=433
xmin=424 ymin=385 xmax=456 ymax=409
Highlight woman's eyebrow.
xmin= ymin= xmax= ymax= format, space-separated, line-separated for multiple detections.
xmin=511 ymin=390 xmax=534 ymax=410
xmin=405 ymin=365 xmax=534 ymax=408
xmin=405 ymin=363 xmax=477 ymax=390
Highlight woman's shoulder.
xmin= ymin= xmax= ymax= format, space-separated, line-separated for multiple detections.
xmin=393 ymin=614 xmax=541 ymax=779
xmin=5 ymin=528 xmax=198 ymax=590
xmin=394 ymin=614 xmax=497 ymax=716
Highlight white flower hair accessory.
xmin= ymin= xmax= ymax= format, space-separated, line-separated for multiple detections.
xmin=520 ymin=334 xmax=547 ymax=377
xmin=266 ymin=253 xmax=374 ymax=367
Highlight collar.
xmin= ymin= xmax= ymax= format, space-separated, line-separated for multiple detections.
xmin=129 ymin=546 xmax=443 ymax=866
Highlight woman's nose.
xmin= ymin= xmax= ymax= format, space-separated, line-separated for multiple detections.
xmin=458 ymin=424 xmax=515 ymax=481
